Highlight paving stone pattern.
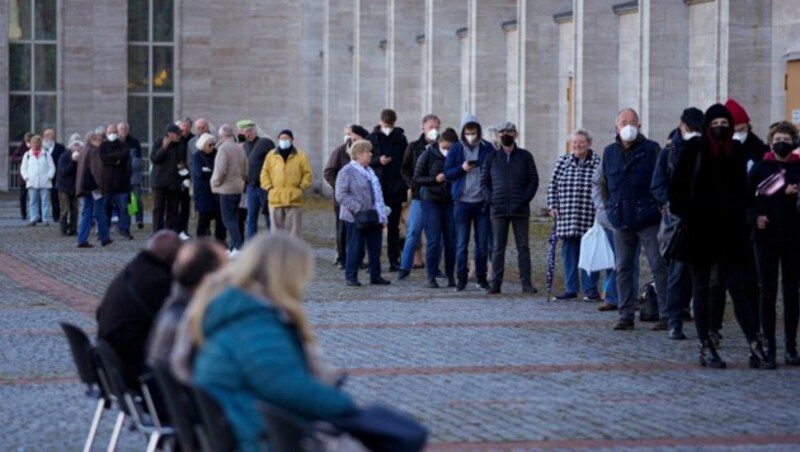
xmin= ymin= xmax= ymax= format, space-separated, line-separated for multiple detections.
xmin=0 ymin=194 xmax=798 ymax=451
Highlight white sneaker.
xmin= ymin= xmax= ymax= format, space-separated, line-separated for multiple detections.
xmin=111 ymin=216 xmax=119 ymax=223
xmin=229 ymin=248 xmax=240 ymax=258
xmin=178 ymin=231 xmax=191 ymax=241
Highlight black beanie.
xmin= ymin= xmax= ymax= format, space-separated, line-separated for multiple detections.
xmin=350 ymin=125 xmax=369 ymax=139
xmin=680 ymin=107 xmax=704 ymax=132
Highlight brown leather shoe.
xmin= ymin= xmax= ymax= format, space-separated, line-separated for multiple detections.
xmin=613 ymin=319 xmax=635 ymax=330
xmin=651 ymin=318 xmax=669 ymax=331
xmin=597 ymin=302 xmax=617 ymax=312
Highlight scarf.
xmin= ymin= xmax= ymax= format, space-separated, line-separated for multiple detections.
xmin=349 ymin=161 xmax=388 ymax=223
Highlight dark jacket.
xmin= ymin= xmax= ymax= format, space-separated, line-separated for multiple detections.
xmin=369 ymin=126 xmax=409 ymax=204
xmin=402 ymin=134 xmax=432 ymax=200
xmin=244 ymin=136 xmax=275 ymax=187
xmin=96 ymin=251 xmax=174 ymax=387
xmin=147 ymin=284 xmax=192 ymax=367
xmin=124 ymin=136 xmax=143 ymax=186
xmin=150 ymin=137 xmax=182 ymax=190
xmin=323 ymin=141 xmax=352 ymax=206
xmin=650 ymin=129 xmax=692 ymax=205
xmin=413 ymin=146 xmax=452 ymax=204
xmin=480 ymin=146 xmax=539 ymax=218
xmin=49 ymin=142 xmax=66 ymax=183
xmin=742 ymin=131 xmax=769 ymax=164
xmin=100 ymin=140 xmax=131 ymax=194
xmin=444 ymin=138 xmax=493 ymax=201
xmin=56 ymin=151 xmax=77 ymax=195
xmin=749 ymin=153 xmax=800 ymax=243
xmin=12 ymin=143 xmax=29 ymax=187
xmin=192 ymin=149 xmax=220 ymax=214
xmin=668 ymin=108 xmax=749 ymax=262
xmin=600 ymin=134 xmax=662 ymax=231
xmin=87 ymin=145 xmax=106 ymax=195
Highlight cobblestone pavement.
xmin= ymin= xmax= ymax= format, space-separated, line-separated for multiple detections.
xmin=1 ymin=194 xmax=799 ymax=451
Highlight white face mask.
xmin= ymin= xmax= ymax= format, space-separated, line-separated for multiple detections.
xmin=440 ymin=147 xmax=449 ymax=157
xmin=107 ymin=133 xmax=118 ymax=142
xmin=71 ymin=151 xmax=80 ymax=160
xmin=381 ymin=127 xmax=393 ymax=136
xmin=43 ymin=140 xmax=54 ymax=149
xmin=464 ymin=134 xmax=478 ymax=144
xmin=732 ymin=131 xmax=748 ymax=143
xmin=426 ymin=129 xmax=439 ymax=141
xmin=279 ymin=139 xmax=292 ymax=150
xmin=344 ymin=135 xmax=351 ymax=144
xmin=682 ymin=131 xmax=701 ymax=141
xmin=619 ymin=124 xmax=638 ymax=142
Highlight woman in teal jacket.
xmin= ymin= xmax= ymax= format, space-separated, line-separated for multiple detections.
xmin=186 ymin=231 xmax=356 ymax=451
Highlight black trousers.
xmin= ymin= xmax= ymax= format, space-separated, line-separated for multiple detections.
xmin=334 ymin=204 xmax=347 ymax=263
xmin=754 ymin=241 xmax=800 ymax=351
xmin=688 ymin=255 xmax=759 ymax=343
xmin=708 ymin=244 xmax=759 ymax=333
xmin=50 ymin=187 xmax=60 ymax=221
xmin=152 ymin=188 xmax=179 ymax=233
xmin=177 ymin=190 xmax=191 ymax=233
xmin=19 ymin=185 xmax=27 ymax=220
xmin=196 ymin=210 xmax=227 ymax=243
xmin=385 ymin=200 xmax=403 ymax=265
xmin=490 ymin=216 xmax=531 ymax=287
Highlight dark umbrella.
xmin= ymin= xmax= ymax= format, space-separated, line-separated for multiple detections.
xmin=546 ymin=220 xmax=557 ymax=302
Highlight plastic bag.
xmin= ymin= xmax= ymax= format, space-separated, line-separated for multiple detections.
xmin=128 ymin=191 xmax=139 ymax=216
xmin=578 ymin=222 xmax=615 ymax=272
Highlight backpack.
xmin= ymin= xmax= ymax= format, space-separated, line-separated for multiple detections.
xmin=638 ymin=281 xmax=659 ymax=322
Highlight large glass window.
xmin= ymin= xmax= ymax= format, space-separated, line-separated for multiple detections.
xmin=8 ymin=0 xmax=58 ymax=189
xmin=128 ymin=0 xmax=175 ymax=191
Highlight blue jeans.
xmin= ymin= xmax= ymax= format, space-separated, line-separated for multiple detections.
xmin=28 ymin=188 xmax=50 ymax=223
xmin=400 ymin=200 xmax=423 ymax=271
xmin=561 ymin=236 xmax=600 ymax=295
xmin=454 ymin=201 xmax=489 ymax=279
xmin=245 ymin=185 xmax=270 ymax=240
xmin=345 ymin=221 xmax=383 ymax=282
xmin=613 ymin=224 xmax=668 ymax=322
xmin=423 ymin=200 xmax=455 ymax=280
xmin=667 ymin=258 xmax=692 ymax=329
xmin=219 ymin=194 xmax=242 ymax=250
xmin=105 ymin=191 xmax=131 ymax=235
xmin=78 ymin=194 xmax=110 ymax=245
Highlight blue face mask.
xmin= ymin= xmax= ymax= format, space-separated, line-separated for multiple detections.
xmin=279 ymin=140 xmax=291 ymax=150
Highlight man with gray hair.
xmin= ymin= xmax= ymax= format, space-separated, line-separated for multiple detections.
xmin=237 ymin=119 xmax=275 ymax=240
xmin=211 ymin=124 xmax=247 ymax=256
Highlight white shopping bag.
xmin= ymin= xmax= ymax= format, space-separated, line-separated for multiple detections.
xmin=578 ymin=222 xmax=615 ymax=272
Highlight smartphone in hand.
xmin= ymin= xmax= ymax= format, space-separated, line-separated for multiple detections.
xmin=467 ymin=160 xmax=479 ymax=167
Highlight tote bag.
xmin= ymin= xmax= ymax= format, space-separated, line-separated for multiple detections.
xmin=578 ymin=222 xmax=615 ymax=272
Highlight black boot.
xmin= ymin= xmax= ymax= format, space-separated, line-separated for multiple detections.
xmin=426 ymin=278 xmax=439 ymax=289
xmin=748 ymin=339 xmax=772 ymax=369
xmin=699 ymin=340 xmax=726 ymax=369
xmin=454 ymin=276 xmax=466 ymax=291
xmin=476 ymin=275 xmax=489 ymax=290
xmin=785 ymin=343 xmax=800 ymax=366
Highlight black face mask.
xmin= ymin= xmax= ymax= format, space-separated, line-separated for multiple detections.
xmin=710 ymin=125 xmax=729 ymax=141
xmin=773 ymin=141 xmax=795 ymax=158
xmin=500 ymin=135 xmax=515 ymax=147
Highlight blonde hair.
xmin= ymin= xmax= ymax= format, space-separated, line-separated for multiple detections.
xmin=349 ymin=140 xmax=373 ymax=159
xmin=186 ymin=231 xmax=317 ymax=347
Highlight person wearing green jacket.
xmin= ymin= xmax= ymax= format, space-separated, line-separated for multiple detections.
xmin=186 ymin=232 xmax=356 ymax=451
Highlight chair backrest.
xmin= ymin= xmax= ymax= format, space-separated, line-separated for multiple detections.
xmin=59 ymin=322 xmax=98 ymax=389
xmin=95 ymin=340 xmax=135 ymax=416
xmin=261 ymin=403 xmax=317 ymax=452
xmin=191 ymin=385 xmax=238 ymax=452
xmin=152 ymin=363 xmax=202 ymax=452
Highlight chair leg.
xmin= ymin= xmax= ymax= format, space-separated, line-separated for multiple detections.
xmin=83 ymin=398 xmax=105 ymax=452
xmin=145 ymin=431 xmax=160 ymax=452
xmin=106 ymin=411 xmax=126 ymax=452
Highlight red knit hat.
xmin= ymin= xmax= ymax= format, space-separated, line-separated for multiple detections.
xmin=724 ymin=99 xmax=750 ymax=125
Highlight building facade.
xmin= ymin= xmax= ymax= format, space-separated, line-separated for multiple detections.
xmin=3 ymin=0 xmax=800 ymax=209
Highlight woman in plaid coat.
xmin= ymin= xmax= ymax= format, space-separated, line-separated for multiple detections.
xmin=547 ymin=130 xmax=602 ymax=301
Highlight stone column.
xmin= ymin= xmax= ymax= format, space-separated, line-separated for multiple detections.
xmin=424 ymin=0 xmax=466 ymax=130
xmin=388 ymin=0 xmax=424 ymax=129
xmin=687 ymin=0 xmax=718 ymax=110
xmin=521 ymin=0 xmax=571 ymax=211
xmin=639 ymin=0 xmax=690 ymax=140
xmin=467 ymin=0 xmax=516 ymax=125
xmin=614 ymin=4 xmax=640 ymax=114
xmin=503 ymin=20 xmax=519 ymax=127
xmin=723 ymin=0 xmax=773 ymax=132
xmin=574 ymin=0 xmax=620 ymax=146
xmin=555 ymin=11 xmax=574 ymax=155
xmin=353 ymin=0 xmax=387 ymax=126
xmin=178 ymin=0 xmax=213 ymax=122
xmin=0 ymin=0 xmax=8 ymax=190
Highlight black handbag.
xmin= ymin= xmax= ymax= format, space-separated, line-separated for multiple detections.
xmin=638 ymin=282 xmax=659 ymax=322
xmin=658 ymin=149 xmax=701 ymax=260
xmin=354 ymin=209 xmax=379 ymax=229
xmin=329 ymin=404 xmax=428 ymax=452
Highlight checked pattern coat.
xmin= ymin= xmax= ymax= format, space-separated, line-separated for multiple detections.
xmin=546 ymin=151 xmax=601 ymax=238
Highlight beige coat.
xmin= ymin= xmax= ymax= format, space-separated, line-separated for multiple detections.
xmin=211 ymin=139 xmax=247 ymax=194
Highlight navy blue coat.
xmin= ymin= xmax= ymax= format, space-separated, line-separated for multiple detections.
xmin=601 ymin=135 xmax=662 ymax=231
xmin=444 ymin=139 xmax=493 ymax=201
xmin=56 ymin=151 xmax=77 ymax=195
xmin=192 ymin=150 xmax=220 ymax=214
xmin=480 ymin=146 xmax=539 ymax=218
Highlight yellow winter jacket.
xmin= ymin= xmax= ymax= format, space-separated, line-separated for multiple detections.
xmin=260 ymin=147 xmax=313 ymax=208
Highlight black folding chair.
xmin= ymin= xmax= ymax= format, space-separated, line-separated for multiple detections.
xmin=152 ymin=363 xmax=207 ymax=452
xmin=59 ymin=322 xmax=112 ymax=452
xmin=190 ymin=385 xmax=238 ymax=452
xmin=259 ymin=403 xmax=325 ymax=452
xmin=94 ymin=341 xmax=173 ymax=452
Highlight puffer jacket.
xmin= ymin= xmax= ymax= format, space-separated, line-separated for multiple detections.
xmin=150 ymin=137 xmax=182 ymax=191
xmin=100 ymin=140 xmax=131 ymax=194
xmin=413 ymin=146 xmax=452 ymax=204
xmin=546 ymin=151 xmax=600 ymax=238
xmin=401 ymin=134 xmax=431 ymax=200
xmin=480 ymin=146 xmax=539 ymax=218
xmin=749 ymin=152 xmax=800 ymax=243
xmin=192 ymin=287 xmax=356 ymax=452
xmin=20 ymin=149 xmax=55 ymax=189
xmin=260 ymin=147 xmax=313 ymax=208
